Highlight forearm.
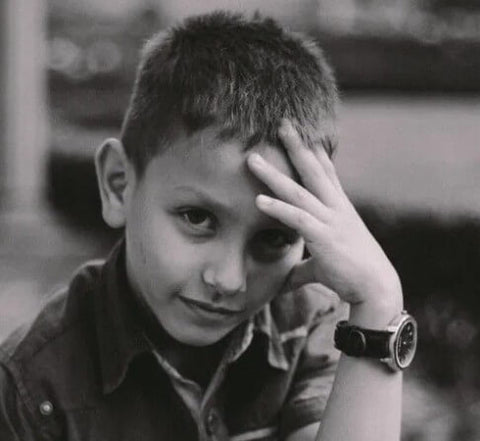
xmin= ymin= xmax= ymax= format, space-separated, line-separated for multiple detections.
xmin=315 ymin=354 xmax=402 ymax=441
xmin=316 ymin=290 xmax=404 ymax=441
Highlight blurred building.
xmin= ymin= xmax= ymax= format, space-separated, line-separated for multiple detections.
xmin=317 ymin=0 xmax=480 ymax=39
xmin=317 ymin=0 xmax=420 ymax=34
xmin=49 ymin=0 xmax=321 ymax=29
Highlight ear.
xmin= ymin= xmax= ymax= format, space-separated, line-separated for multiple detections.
xmin=94 ymin=138 xmax=134 ymax=228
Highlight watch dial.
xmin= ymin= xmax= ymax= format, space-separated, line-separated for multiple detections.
xmin=395 ymin=319 xmax=417 ymax=368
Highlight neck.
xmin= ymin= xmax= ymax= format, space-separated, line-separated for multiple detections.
xmin=161 ymin=333 xmax=229 ymax=387
xmin=131 ymin=287 xmax=228 ymax=386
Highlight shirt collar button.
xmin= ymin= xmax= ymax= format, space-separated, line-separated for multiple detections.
xmin=206 ymin=408 xmax=219 ymax=436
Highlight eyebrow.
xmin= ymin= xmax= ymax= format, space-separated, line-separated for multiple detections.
xmin=172 ymin=185 xmax=233 ymax=214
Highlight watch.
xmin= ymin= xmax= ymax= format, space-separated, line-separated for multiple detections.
xmin=334 ymin=310 xmax=417 ymax=371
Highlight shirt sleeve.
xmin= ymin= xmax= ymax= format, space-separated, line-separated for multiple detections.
xmin=0 ymin=364 xmax=38 ymax=441
xmin=278 ymin=295 xmax=349 ymax=438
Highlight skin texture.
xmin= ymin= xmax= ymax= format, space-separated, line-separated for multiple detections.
xmin=98 ymin=126 xmax=305 ymax=348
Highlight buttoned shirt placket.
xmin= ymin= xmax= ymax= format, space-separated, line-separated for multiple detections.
xmin=151 ymin=321 xmax=254 ymax=441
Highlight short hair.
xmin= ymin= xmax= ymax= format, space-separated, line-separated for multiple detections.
xmin=121 ymin=10 xmax=338 ymax=174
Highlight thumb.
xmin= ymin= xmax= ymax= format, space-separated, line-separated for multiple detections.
xmin=284 ymin=258 xmax=317 ymax=292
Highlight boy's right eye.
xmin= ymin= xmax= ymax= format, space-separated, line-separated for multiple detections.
xmin=178 ymin=208 xmax=216 ymax=233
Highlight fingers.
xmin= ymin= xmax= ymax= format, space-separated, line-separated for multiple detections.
xmin=247 ymin=153 xmax=328 ymax=220
xmin=313 ymin=140 xmax=343 ymax=193
xmin=279 ymin=119 xmax=342 ymax=206
xmin=284 ymin=258 xmax=316 ymax=291
xmin=255 ymin=195 xmax=325 ymax=243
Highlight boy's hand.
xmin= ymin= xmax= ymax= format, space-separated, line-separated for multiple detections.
xmin=247 ymin=120 xmax=403 ymax=327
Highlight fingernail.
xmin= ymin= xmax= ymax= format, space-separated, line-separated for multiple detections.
xmin=249 ymin=152 xmax=264 ymax=166
xmin=279 ymin=119 xmax=292 ymax=138
xmin=256 ymin=195 xmax=273 ymax=207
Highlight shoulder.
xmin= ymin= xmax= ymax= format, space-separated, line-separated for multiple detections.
xmin=0 ymin=259 xmax=103 ymax=365
xmin=270 ymin=283 xmax=348 ymax=334
xmin=0 ymin=259 xmax=105 ymax=425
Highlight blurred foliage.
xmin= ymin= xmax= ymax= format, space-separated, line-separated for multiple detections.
xmin=429 ymin=0 xmax=480 ymax=12
xmin=315 ymin=34 xmax=480 ymax=91
xmin=359 ymin=207 xmax=480 ymax=397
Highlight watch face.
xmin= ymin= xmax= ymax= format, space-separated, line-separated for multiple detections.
xmin=394 ymin=317 xmax=417 ymax=369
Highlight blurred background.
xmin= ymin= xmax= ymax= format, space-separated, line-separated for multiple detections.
xmin=1 ymin=0 xmax=479 ymax=439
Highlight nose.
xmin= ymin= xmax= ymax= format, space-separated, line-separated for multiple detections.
xmin=202 ymin=246 xmax=247 ymax=296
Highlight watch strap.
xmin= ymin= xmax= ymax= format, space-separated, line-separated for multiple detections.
xmin=334 ymin=321 xmax=393 ymax=358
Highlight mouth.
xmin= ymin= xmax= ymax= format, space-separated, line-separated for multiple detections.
xmin=179 ymin=296 xmax=243 ymax=317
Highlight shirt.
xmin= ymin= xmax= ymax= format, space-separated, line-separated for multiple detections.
xmin=0 ymin=241 xmax=347 ymax=441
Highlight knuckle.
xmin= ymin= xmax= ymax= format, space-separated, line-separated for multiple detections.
xmin=302 ymin=174 xmax=318 ymax=191
xmin=296 ymin=210 xmax=309 ymax=227
xmin=294 ymin=187 xmax=308 ymax=203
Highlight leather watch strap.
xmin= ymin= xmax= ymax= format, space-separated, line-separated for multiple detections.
xmin=334 ymin=321 xmax=393 ymax=358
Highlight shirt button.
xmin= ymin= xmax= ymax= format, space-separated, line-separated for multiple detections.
xmin=205 ymin=408 xmax=219 ymax=436
xmin=39 ymin=400 xmax=54 ymax=416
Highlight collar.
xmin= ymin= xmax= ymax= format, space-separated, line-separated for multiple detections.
xmin=94 ymin=240 xmax=290 ymax=395
xmin=253 ymin=304 xmax=290 ymax=370
xmin=223 ymin=304 xmax=289 ymax=371
xmin=94 ymin=240 xmax=152 ymax=395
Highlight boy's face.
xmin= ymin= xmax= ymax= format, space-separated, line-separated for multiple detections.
xmin=105 ymin=128 xmax=305 ymax=346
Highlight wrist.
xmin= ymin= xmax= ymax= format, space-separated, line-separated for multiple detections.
xmin=349 ymin=275 xmax=404 ymax=329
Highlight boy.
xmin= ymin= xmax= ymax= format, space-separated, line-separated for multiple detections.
xmin=0 ymin=11 xmax=414 ymax=441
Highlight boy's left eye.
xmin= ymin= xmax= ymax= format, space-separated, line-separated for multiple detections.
xmin=251 ymin=229 xmax=299 ymax=262
xmin=260 ymin=229 xmax=293 ymax=249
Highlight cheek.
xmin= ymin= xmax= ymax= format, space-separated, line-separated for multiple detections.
xmin=245 ymin=269 xmax=287 ymax=313
xmin=127 ymin=209 xmax=200 ymax=293
xmin=144 ymin=234 xmax=199 ymax=289
xmin=247 ymin=247 xmax=304 ymax=309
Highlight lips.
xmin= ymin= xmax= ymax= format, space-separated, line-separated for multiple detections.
xmin=179 ymin=296 xmax=242 ymax=316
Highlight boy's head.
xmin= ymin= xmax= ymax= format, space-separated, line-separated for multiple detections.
xmin=96 ymin=11 xmax=338 ymax=347
xmin=120 ymin=10 xmax=338 ymax=175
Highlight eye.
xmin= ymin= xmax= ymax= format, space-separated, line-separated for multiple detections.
xmin=251 ymin=229 xmax=299 ymax=262
xmin=260 ymin=230 xmax=293 ymax=249
xmin=179 ymin=208 xmax=216 ymax=232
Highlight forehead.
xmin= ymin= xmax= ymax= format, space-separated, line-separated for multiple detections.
xmin=140 ymin=127 xmax=295 ymax=221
